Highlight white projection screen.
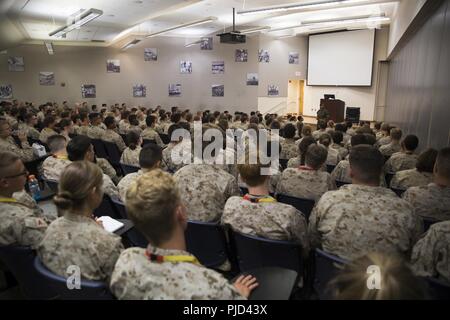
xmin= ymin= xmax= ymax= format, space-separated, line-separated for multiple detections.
xmin=307 ymin=29 xmax=375 ymax=86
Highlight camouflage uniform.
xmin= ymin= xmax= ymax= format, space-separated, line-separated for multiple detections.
xmin=222 ymin=195 xmax=309 ymax=250
xmin=39 ymin=128 xmax=58 ymax=144
xmin=380 ymin=142 xmax=402 ymax=157
xmin=402 ymin=183 xmax=450 ymax=221
xmin=280 ymin=138 xmax=298 ymax=160
xmin=110 ymin=246 xmax=245 ymax=300
xmin=86 ymin=125 xmax=106 ymax=140
xmin=141 ymin=128 xmax=164 ymax=147
xmin=102 ymin=174 xmax=120 ymax=200
xmin=309 ymin=184 xmax=423 ymax=260
xmin=0 ymin=200 xmax=47 ymax=249
xmin=118 ymin=120 xmax=130 ymax=135
xmin=37 ymin=212 xmax=124 ymax=281
xmin=287 ymin=157 xmax=301 ymax=169
xmin=331 ymin=159 xmax=387 ymax=187
xmin=376 ymin=136 xmax=391 ymax=147
xmin=312 ymin=130 xmax=327 ymax=141
xmin=330 ymin=143 xmax=348 ymax=161
xmin=102 ymin=129 xmax=126 ymax=152
xmin=18 ymin=123 xmax=40 ymax=140
xmin=173 ymin=164 xmax=239 ymax=222
xmin=411 ymin=221 xmax=450 ymax=283
xmin=117 ymin=170 xmax=144 ymax=202
xmin=12 ymin=190 xmax=57 ymax=223
xmin=74 ymin=125 xmax=90 ymax=136
xmin=317 ymin=108 xmax=330 ymax=122
xmin=97 ymin=158 xmax=120 ymax=184
xmin=42 ymin=155 xmax=71 ymax=181
xmin=120 ymin=147 xmax=141 ymax=168
xmin=276 ymin=168 xmax=336 ymax=201
xmin=324 ymin=146 xmax=341 ymax=166
xmin=384 ymin=152 xmax=417 ymax=173
xmin=0 ymin=136 xmax=35 ymax=162
xmin=390 ymin=169 xmax=433 ymax=190
xmin=162 ymin=142 xmax=190 ymax=173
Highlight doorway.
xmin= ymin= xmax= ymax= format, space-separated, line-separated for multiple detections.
xmin=287 ymin=79 xmax=304 ymax=115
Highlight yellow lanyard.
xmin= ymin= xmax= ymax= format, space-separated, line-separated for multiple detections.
xmin=54 ymin=154 xmax=68 ymax=160
xmin=243 ymin=194 xmax=277 ymax=203
xmin=0 ymin=197 xmax=18 ymax=204
xmin=145 ymin=250 xmax=201 ymax=265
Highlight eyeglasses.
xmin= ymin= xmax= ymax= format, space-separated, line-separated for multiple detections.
xmin=3 ymin=170 xmax=29 ymax=179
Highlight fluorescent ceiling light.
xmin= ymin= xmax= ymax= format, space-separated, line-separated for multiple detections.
xmin=301 ymin=13 xmax=386 ymax=25
xmin=184 ymin=38 xmax=208 ymax=47
xmin=49 ymin=8 xmax=103 ymax=38
xmin=121 ymin=38 xmax=142 ymax=51
xmin=268 ymin=24 xmax=303 ymax=33
xmin=239 ymin=26 xmax=271 ymax=34
xmin=44 ymin=42 xmax=54 ymax=55
xmin=146 ymin=17 xmax=217 ymax=38
xmin=237 ymin=0 xmax=367 ymax=16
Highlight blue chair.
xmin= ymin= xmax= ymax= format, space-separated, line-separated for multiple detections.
xmin=120 ymin=163 xmax=140 ymax=175
xmin=41 ymin=177 xmax=59 ymax=193
xmin=313 ymin=249 xmax=348 ymax=300
xmin=93 ymin=194 xmax=122 ymax=219
xmin=110 ymin=199 xmax=148 ymax=248
xmin=423 ymin=217 xmax=440 ymax=232
xmin=185 ymin=221 xmax=230 ymax=269
xmin=276 ymin=194 xmax=314 ymax=220
xmin=24 ymin=155 xmax=50 ymax=178
xmin=91 ymin=139 xmax=108 ymax=159
xmin=391 ymin=187 xmax=406 ymax=197
xmin=336 ymin=180 xmax=351 ymax=188
xmin=33 ymin=256 xmax=114 ymax=300
xmin=425 ymin=277 xmax=450 ymax=299
xmin=0 ymin=245 xmax=56 ymax=299
xmin=326 ymin=164 xmax=336 ymax=174
xmin=230 ymin=230 xmax=304 ymax=275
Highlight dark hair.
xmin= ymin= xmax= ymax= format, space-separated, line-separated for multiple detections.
xmin=271 ymin=120 xmax=281 ymax=130
xmin=79 ymin=111 xmax=88 ymax=122
xmin=168 ymin=124 xmax=182 ymax=142
xmin=349 ymin=145 xmax=384 ymax=184
xmin=416 ymin=148 xmax=438 ymax=173
xmin=402 ymin=135 xmax=419 ymax=151
xmin=171 ymin=112 xmax=182 ymax=123
xmin=305 ymin=144 xmax=328 ymax=169
xmin=374 ymin=122 xmax=382 ymax=130
xmin=299 ymin=136 xmax=316 ymax=165
xmin=436 ymin=147 xmax=450 ymax=179
xmin=351 ymin=134 xmax=368 ymax=147
xmin=121 ymin=110 xmax=130 ymax=120
xmin=139 ymin=144 xmax=162 ymax=168
xmin=128 ymin=114 xmax=139 ymax=126
xmin=146 ymin=115 xmax=157 ymax=127
xmin=104 ymin=116 xmax=115 ymax=128
xmin=317 ymin=120 xmax=327 ymax=130
xmin=283 ymin=123 xmax=296 ymax=139
xmin=47 ymin=134 xmax=67 ymax=153
xmin=57 ymin=118 xmax=72 ymax=131
xmin=331 ymin=131 xmax=343 ymax=145
xmin=390 ymin=128 xmax=402 ymax=140
xmin=67 ymin=135 xmax=92 ymax=161
xmin=319 ymin=133 xmax=332 ymax=148
xmin=43 ymin=115 xmax=55 ymax=127
xmin=126 ymin=130 xmax=140 ymax=150
xmin=335 ymin=123 xmax=346 ymax=133
xmin=364 ymin=134 xmax=376 ymax=146
xmin=88 ymin=112 xmax=100 ymax=122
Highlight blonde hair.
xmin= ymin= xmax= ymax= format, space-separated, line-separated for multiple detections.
xmin=125 ymin=169 xmax=180 ymax=246
xmin=54 ymin=161 xmax=103 ymax=213
xmin=330 ymin=253 xmax=428 ymax=300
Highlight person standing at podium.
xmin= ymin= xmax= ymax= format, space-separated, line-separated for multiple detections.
xmin=317 ymin=104 xmax=330 ymax=123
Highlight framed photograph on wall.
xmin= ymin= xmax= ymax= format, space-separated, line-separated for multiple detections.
xmin=107 ymin=59 xmax=120 ymax=73
xmin=201 ymin=37 xmax=213 ymax=50
xmin=268 ymin=85 xmax=279 ymax=96
xmin=169 ymin=84 xmax=182 ymax=97
xmin=133 ymin=84 xmax=146 ymax=98
xmin=235 ymin=49 xmax=248 ymax=62
xmin=289 ymin=52 xmax=299 ymax=64
xmin=39 ymin=72 xmax=55 ymax=86
xmin=81 ymin=84 xmax=96 ymax=98
xmin=144 ymin=48 xmax=158 ymax=61
xmin=212 ymin=84 xmax=224 ymax=97
xmin=246 ymin=73 xmax=259 ymax=86
xmin=0 ymin=84 xmax=13 ymax=99
xmin=212 ymin=61 xmax=224 ymax=74
xmin=258 ymin=49 xmax=270 ymax=63
xmin=8 ymin=57 xmax=24 ymax=72
xmin=180 ymin=61 xmax=192 ymax=74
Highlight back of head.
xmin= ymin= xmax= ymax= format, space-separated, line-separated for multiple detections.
xmin=349 ymin=145 xmax=384 ymax=185
xmin=351 ymin=134 xmax=368 ymax=148
xmin=104 ymin=116 xmax=115 ymax=128
xmin=126 ymin=130 xmax=140 ymax=150
xmin=67 ymin=135 xmax=91 ymax=161
xmin=334 ymin=123 xmax=346 ymax=133
xmin=402 ymin=135 xmax=419 ymax=152
xmin=0 ymin=151 xmax=20 ymax=180
xmin=416 ymin=148 xmax=438 ymax=173
xmin=435 ymin=147 xmax=450 ymax=181
xmin=139 ymin=144 xmax=162 ymax=169
xmin=390 ymin=128 xmax=402 ymax=141
xmin=302 ymin=125 xmax=312 ymax=137
xmin=318 ymin=120 xmax=327 ymax=130
xmin=53 ymin=161 xmax=103 ymax=213
xmin=319 ymin=133 xmax=332 ymax=148
xmin=283 ymin=123 xmax=296 ymax=139
xmin=364 ymin=134 xmax=377 ymax=146
xmin=331 ymin=130 xmax=343 ymax=145
xmin=249 ymin=116 xmax=259 ymax=125
xmin=305 ymin=144 xmax=327 ymax=170
xmin=299 ymin=136 xmax=317 ymax=165
xmin=128 ymin=114 xmax=139 ymax=126
xmin=168 ymin=123 xmax=182 ymax=142
xmin=381 ymin=123 xmax=390 ymax=132
xmin=271 ymin=120 xmax=281 ymax=130
xmin=43 ymin=115 xmax=55 ymax=128
xmin=331 ymin=253 xmax=428 ymax=300
xmin=125 ymin=170 xmax=180 ymax=246
xmin=88 ymin=112 xmax=100 ymax=123
xmin=374 ymin=122 xmax=382 ymax=131
xmin=47 ymin=135 xmax=67 ymax=153
xmin=237 ymin=152 xmax=269 ymax=187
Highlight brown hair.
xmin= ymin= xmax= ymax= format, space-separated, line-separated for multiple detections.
xmin=0 ymin=151 xmax=20 ymax=178
xmin=237 ymin=152 xmax=270 ymax=187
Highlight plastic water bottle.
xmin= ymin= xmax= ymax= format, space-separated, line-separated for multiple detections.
xmin=28 ymin=175 xmax=41 ymax=201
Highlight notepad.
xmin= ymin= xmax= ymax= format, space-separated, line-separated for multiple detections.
xmin=97 ymin=216 xmax=124 ymax=233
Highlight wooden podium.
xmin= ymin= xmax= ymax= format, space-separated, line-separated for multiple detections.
xmin=320 ymin=99 xmax=345 ymax=123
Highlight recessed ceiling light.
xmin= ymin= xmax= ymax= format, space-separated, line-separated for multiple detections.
xmin=107 ymin=14 xmax=115 ymax=17
xmin=133 ymin=0 xmax=143 ymax=4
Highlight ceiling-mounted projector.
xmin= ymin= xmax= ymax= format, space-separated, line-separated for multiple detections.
xmin=217 ymin=8 xmax=246 ymax=44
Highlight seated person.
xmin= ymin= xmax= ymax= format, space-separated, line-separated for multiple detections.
xmin=162 ymin=124 xmax=190 ymax=173
xmin=101 ymin=116 xmax=126 ymax=152
xmin=38 ymin=161 xmax=124 ymax=281
xmin=379 ymin=128 xmax=402 ymax=157
xmin=295 ymin=125 xmax=312 ymax=146
xmin=312 ymin=120 xmax=327 ymax=140
xmin=118 ymin=144 xmax=162 ymax=201
xmin=391 ymin=148 xmax=437 ymax=190
xmin=67 ymin=135 xmax=120 ymax=200
xmin=0 ymin=151 xmax=48 ymax=249
xmin=120 ymin=131 xmax=142 ymax=168
xmin=141 ymin=115 xmax=165 ymax=147
xmin=222 ymin=153 xmax=308 ymax=250
xmin=22 ymin=113 xmax=40 ymax=140
xmin=331 ymin=253 xmax=428 ymax=300
xmin=411 ymin=221 xmax=450 ymax=284
xmin=319 ymin=133 xmax=341 ymax=166
xmin=39 ymin=115 xmax=58 ymax=144
xmin=375 ymin=123 xmax=391 ymax=146
xmin=86 ymin=113 xmax=106 ymax=140
xmin=402 ymin=147 xmax=450 ymax=221
xmin=329 ymin=130 xmax=348 ymax=160
xmin=288 ymin=136 xmax=316 ymax=168
xmin=279 ymin=123 xmax=298 ymax=160
xmin=110 ymin=169 xmax=257 ymax=300
xmin=277 ymin=144 xmax=336 ymax=201
xmin=42 ymin=135 xmax=71 ymax=181
xmin=384 ymin=135 xmax=419 ymax=173
xmin=309 ymin=145 xmax=423 ymax=261
xmin=0 ymin=118 xmax=35 ymax=162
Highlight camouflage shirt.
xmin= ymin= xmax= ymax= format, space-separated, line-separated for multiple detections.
xmin=120 ymin=147 xmax=141 ymax=168
xmin=309 ymin=184 xmax=423 ymax=261
xmin=0 ymin=136 xmax=34 ymax=162
xmin=402 ymin=183 xmax=450 ymax=221
xmin=411 ymin=221 xmax=450 ymax=283
xmin=37 ymin=212 xmax=124 ymax=281
xmin=102 ymin=129 xmax=126 ymax=152
xmin=162 ymin=142 xmax=191 ymax=173
xmin=86 ymin=125 xmax=106 ymax=140
xmin=12 ymin=190 xmax=57 ymax=224
xmin=97 ymin=158 xmax=120 ymax=184
xmin=173 ymin=164 xmax=239 ymax=222
xmin=110 ymin=246 xmax=245 ymax=300
xmin=384 ymin=152 xmax=418 ymax=173
xmin=331 ymin=159 xmax=387 ymax=186
xmin=379 ymin=142 xmax=402 ymax=157
xmin=42 ymin=155 xmax=71 ymax=181
xmin=276 ymin=167 xmax=336 ymax=201
xmin=390 ymin=169 xmax=433 ymax=190
xmin=117 ymin=170 xmax=144 ymax=202
xmin=280 ymin=139 xmax=298 ymax=160
xmin=141 ymin=128 xmax=164 ymax=147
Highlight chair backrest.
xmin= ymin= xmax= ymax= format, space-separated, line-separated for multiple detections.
xmin=336 ymin=180 xmax=351 ymax=188
xmin=110 ymin=199 xmax=148 ymax=248
xmin=103 ymin=140 xmax=122 ymax=164
xmin=143 ymin=139 xmax=156 ymax=146
xmin=425 ymin=277 xmax=450 ymax=299
xmin=385 ymin=172 xmax=395 ymax=187
xmin=279 ymin=159 xmax=289 ymax=171
xmin=313 ymin=249 xmax=348 ymax=300
xmin=230 ymin=230 xmax=303 ymax=274
xmin=93 ymin=194 xmax=121 ymax=219
xmin=41 ymin=177 xmax=59 ymax=193
xmin=0 ymin=245 xmax=56 ymax=299
xmin=423 ymin=217 xmax=440 ymax=232
xmin=185 ymin=221 xmax=229 ymax=269
xmin=326 ymin=164 xmax=336 ymax=174
xmin=91 ymin=139 xmax=108 ymax=159
xmin=120 ymin=163 xmax=140 ymax=175
xmin=24 ymin=155 xmax=50 ymax=178
xmin=159 ymin=133 xmax=170 ymax=145
xmin=33 ymin=256 xmax=114 ymax=300
xmin=390 ymin=187 xmax=406 ymax=197
xmin=276 ymin=193 xmax=314 ymax=220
